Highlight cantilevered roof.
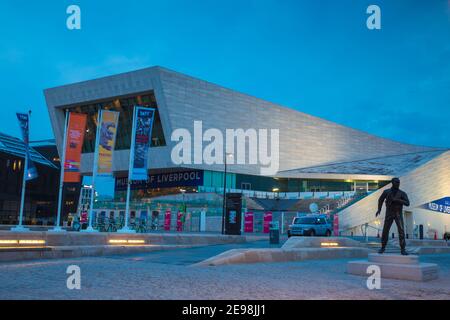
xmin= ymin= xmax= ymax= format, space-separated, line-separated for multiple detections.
xmin=0 ymin=133 xmax=58 ymax=168
xmin=278 ymin=150 xmax=448 ymax=178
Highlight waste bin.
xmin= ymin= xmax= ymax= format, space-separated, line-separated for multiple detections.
xmin=269 ymin=221 xmax=280 ymax=245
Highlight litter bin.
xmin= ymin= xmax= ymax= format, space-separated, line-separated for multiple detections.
xmin=269 ymin=221 xmax=280 ymax=245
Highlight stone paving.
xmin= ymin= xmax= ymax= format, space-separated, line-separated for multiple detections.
xmin=0 ymin=242 xmax=449 ymax=300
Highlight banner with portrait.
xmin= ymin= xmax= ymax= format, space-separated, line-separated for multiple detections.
xmin=97 ymin=110 xmax=119 ymax=176
xmin=130 ymin=107 xmax=155 ymax=181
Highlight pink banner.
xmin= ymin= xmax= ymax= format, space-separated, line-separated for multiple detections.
xmin=177 ymin=212 xmax=183 ymax=232
xmin=164 ymin=210 xmax=171 ymax=231
xmin=263 ymin=211 xmax=273 ymax=234
xmin=333 ymin=214 xmax=339 ymax=236
xmin=244 ymin=212 xmax=254 ymax=233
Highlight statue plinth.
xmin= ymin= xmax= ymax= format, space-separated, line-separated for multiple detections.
xmin=347 ymin=253 xmax=439 ymax=281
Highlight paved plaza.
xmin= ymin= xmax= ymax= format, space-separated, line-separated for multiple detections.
xmin=0 ymin=242 xmax=449 ymax=300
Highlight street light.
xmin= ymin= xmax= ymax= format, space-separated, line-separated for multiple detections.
xmin=222 ymin=153 xmax=233 ymax=235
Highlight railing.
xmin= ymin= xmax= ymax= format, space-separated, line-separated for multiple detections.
xmin=197 ymin=186 xmax=356 ymax=200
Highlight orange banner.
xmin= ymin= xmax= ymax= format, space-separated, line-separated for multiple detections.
xmin=64 ymin=113 xmax=87 ymax=183
xmin=97 ymin=110 xmax=119 ymax=176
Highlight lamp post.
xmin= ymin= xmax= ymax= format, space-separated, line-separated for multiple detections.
xmin=222 ymin=153 xmax=233 ymax=235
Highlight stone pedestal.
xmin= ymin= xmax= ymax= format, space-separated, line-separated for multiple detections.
xmin=347 ymin=253 xmax=439 ymax=281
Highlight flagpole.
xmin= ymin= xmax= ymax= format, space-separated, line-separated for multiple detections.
xmin=50 ymin=110 xmax=69 ymax=232
xmin=118 ymin=106 xmax=137 ymax=233
xmin=12 ymin=110 xmax=32 ymax=232
xmin=83 ymin=109 xmax=102 ymax=233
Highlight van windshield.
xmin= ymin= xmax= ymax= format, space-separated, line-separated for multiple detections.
xmin=294 ymin=217 xmax=318 ymax=225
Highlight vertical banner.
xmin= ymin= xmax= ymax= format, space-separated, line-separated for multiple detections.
xmin=244 ymin=211 xmax=254 ymax=233
xmin=97 ymin=110 xmax=119 ymax=176
xmin=333 ymin=214 xmax=339 ymax=236
xmin=16 ymin=113 xmax=37 ymax=180
xmin=263 ymin=211 xmax=273 ymax=234
xmin=177 ymin=211 xmax=184 ymax=232
xmin=164 ymin=210 xmax=171 ymax=231
xmin=64 ymin=113 xmax=87 ymax=182
xmin=130 ymin=107 xmax=155 ymax=181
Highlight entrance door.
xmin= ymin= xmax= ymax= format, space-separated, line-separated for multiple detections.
xmin=403 ymin=211 xmax=414 ymax=239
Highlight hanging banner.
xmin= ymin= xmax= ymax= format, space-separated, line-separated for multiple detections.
xmin=64 ymin=113 xmax=87 ymax=182
xmin=164 ymin=210 xmax=171 ymax=231
xmin=16 ymin=113 xmax=38 ymax=181
xmin=244 ymin=211 xmax=254 ymax=233
xmin=333 ymin=214 xmax=339 ymax=236
xmin=177 ymin=211 xmax=184 ymax=232
xmin=263 ymin=211 xmax=273 ymax=234
xmin=130 ymin=107 xmax=155 ymax=181
xmin=97 ymin=110 xmax=119 ymax=176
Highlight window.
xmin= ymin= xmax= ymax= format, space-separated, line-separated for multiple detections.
xmin=65 ymin=91 xmax=166 ymax=154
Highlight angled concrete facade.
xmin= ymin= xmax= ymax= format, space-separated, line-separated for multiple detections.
xmin=44 ymin=66 xmax=439 ymax=177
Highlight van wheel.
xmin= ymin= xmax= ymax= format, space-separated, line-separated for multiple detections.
xmin=325 ymin=230 xmax=331 ymax=237
xmin=309 ymin=230 xmax=315 ymax=237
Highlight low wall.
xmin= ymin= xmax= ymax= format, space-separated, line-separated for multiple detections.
xmin=0 ymin=231 xmax=247 ymax=247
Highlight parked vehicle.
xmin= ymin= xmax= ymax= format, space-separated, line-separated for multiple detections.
xmin=288 ymin=214 xmax=332 ymax=237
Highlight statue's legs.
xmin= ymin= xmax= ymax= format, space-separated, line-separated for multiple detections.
xmin=393 ymin=212 xmax=406 ymax=250
xmin=381 ymin=214 xmax=395 ymax=249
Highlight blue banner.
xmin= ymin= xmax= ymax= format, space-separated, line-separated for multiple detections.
xmin=116 ymin=170 xmax=204 ymax=191
xmin=419 ymin=197 xmax=450 ymax=214
xmin=16 ymin=113 xmax=38 ymax=181
xmin=130 ymin=107 xmax=155 ymax=181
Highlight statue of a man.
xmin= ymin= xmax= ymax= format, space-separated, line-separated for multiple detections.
xmin=375 ymin=177 xmax=410 ymax=255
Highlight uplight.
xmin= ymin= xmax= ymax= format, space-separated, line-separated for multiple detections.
xmin=321 ymin=242 xmax=339 ymax=247
xmin=0 ymin=240 xmax=19 ymax=245
xmin=109 ymin=239 xmax=146 ymax=245
xmin=18 ymin=240 xmax=46 ymax=245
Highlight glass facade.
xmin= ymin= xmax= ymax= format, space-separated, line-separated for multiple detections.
xmin=66 ymin=91 xmax=166 ymax=154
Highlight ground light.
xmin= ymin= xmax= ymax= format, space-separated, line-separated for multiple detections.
xmin=320 ymin=242 xmax=340 ymax=247
xmin=0 ymin=239 xmax=46 ymax=249
xmin=108 ymin=239 xmax=146 ymax=245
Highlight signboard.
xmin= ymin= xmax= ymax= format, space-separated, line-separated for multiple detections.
xmin=97 ymin=110 xmax=119 ymax=176
xmin=263 ymin=211 xmax=273 ymax=234
xmin=419 ymin=197 xmax=450 ymax=214
xmin=115 ymin=170 xmax=204 ymax=191
xmin=130 ymin=107 xmax=155 ymax=181
xmin=225 ymin=193 xmax=242 ymax=235
xmin=244 ymin=211 xmax=254 ymax=233
xmin=164 ymin=210 xmax=171 ymax=231
xmin=64 ymin=113 xmax=87 ymax=182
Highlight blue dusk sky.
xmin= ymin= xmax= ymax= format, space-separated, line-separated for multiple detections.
xmin=0 ymin=0 xmax=449 ymax=150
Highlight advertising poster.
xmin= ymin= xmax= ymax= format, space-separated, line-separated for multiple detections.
xmin=64 ymin=113 xmax=87 ymax=182
xmin=263 ymin=211 xmax=273 ymax=234
xmin=164 ymin=210 xmax=171 ymax=231
xmin=244 ymin=211 xmax=254 ymax=233
xmin=131 ymin=107 xmax=155 ymax=181
xmin=97 ymin=110 xmax=119 ymax=176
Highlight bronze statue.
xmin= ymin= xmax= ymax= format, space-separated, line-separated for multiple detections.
xmin=375 ymin=177 xmax=410 ymax=255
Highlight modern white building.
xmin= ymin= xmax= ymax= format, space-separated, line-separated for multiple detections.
xmin=44 ymin=66 xmax=450 ymax=237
